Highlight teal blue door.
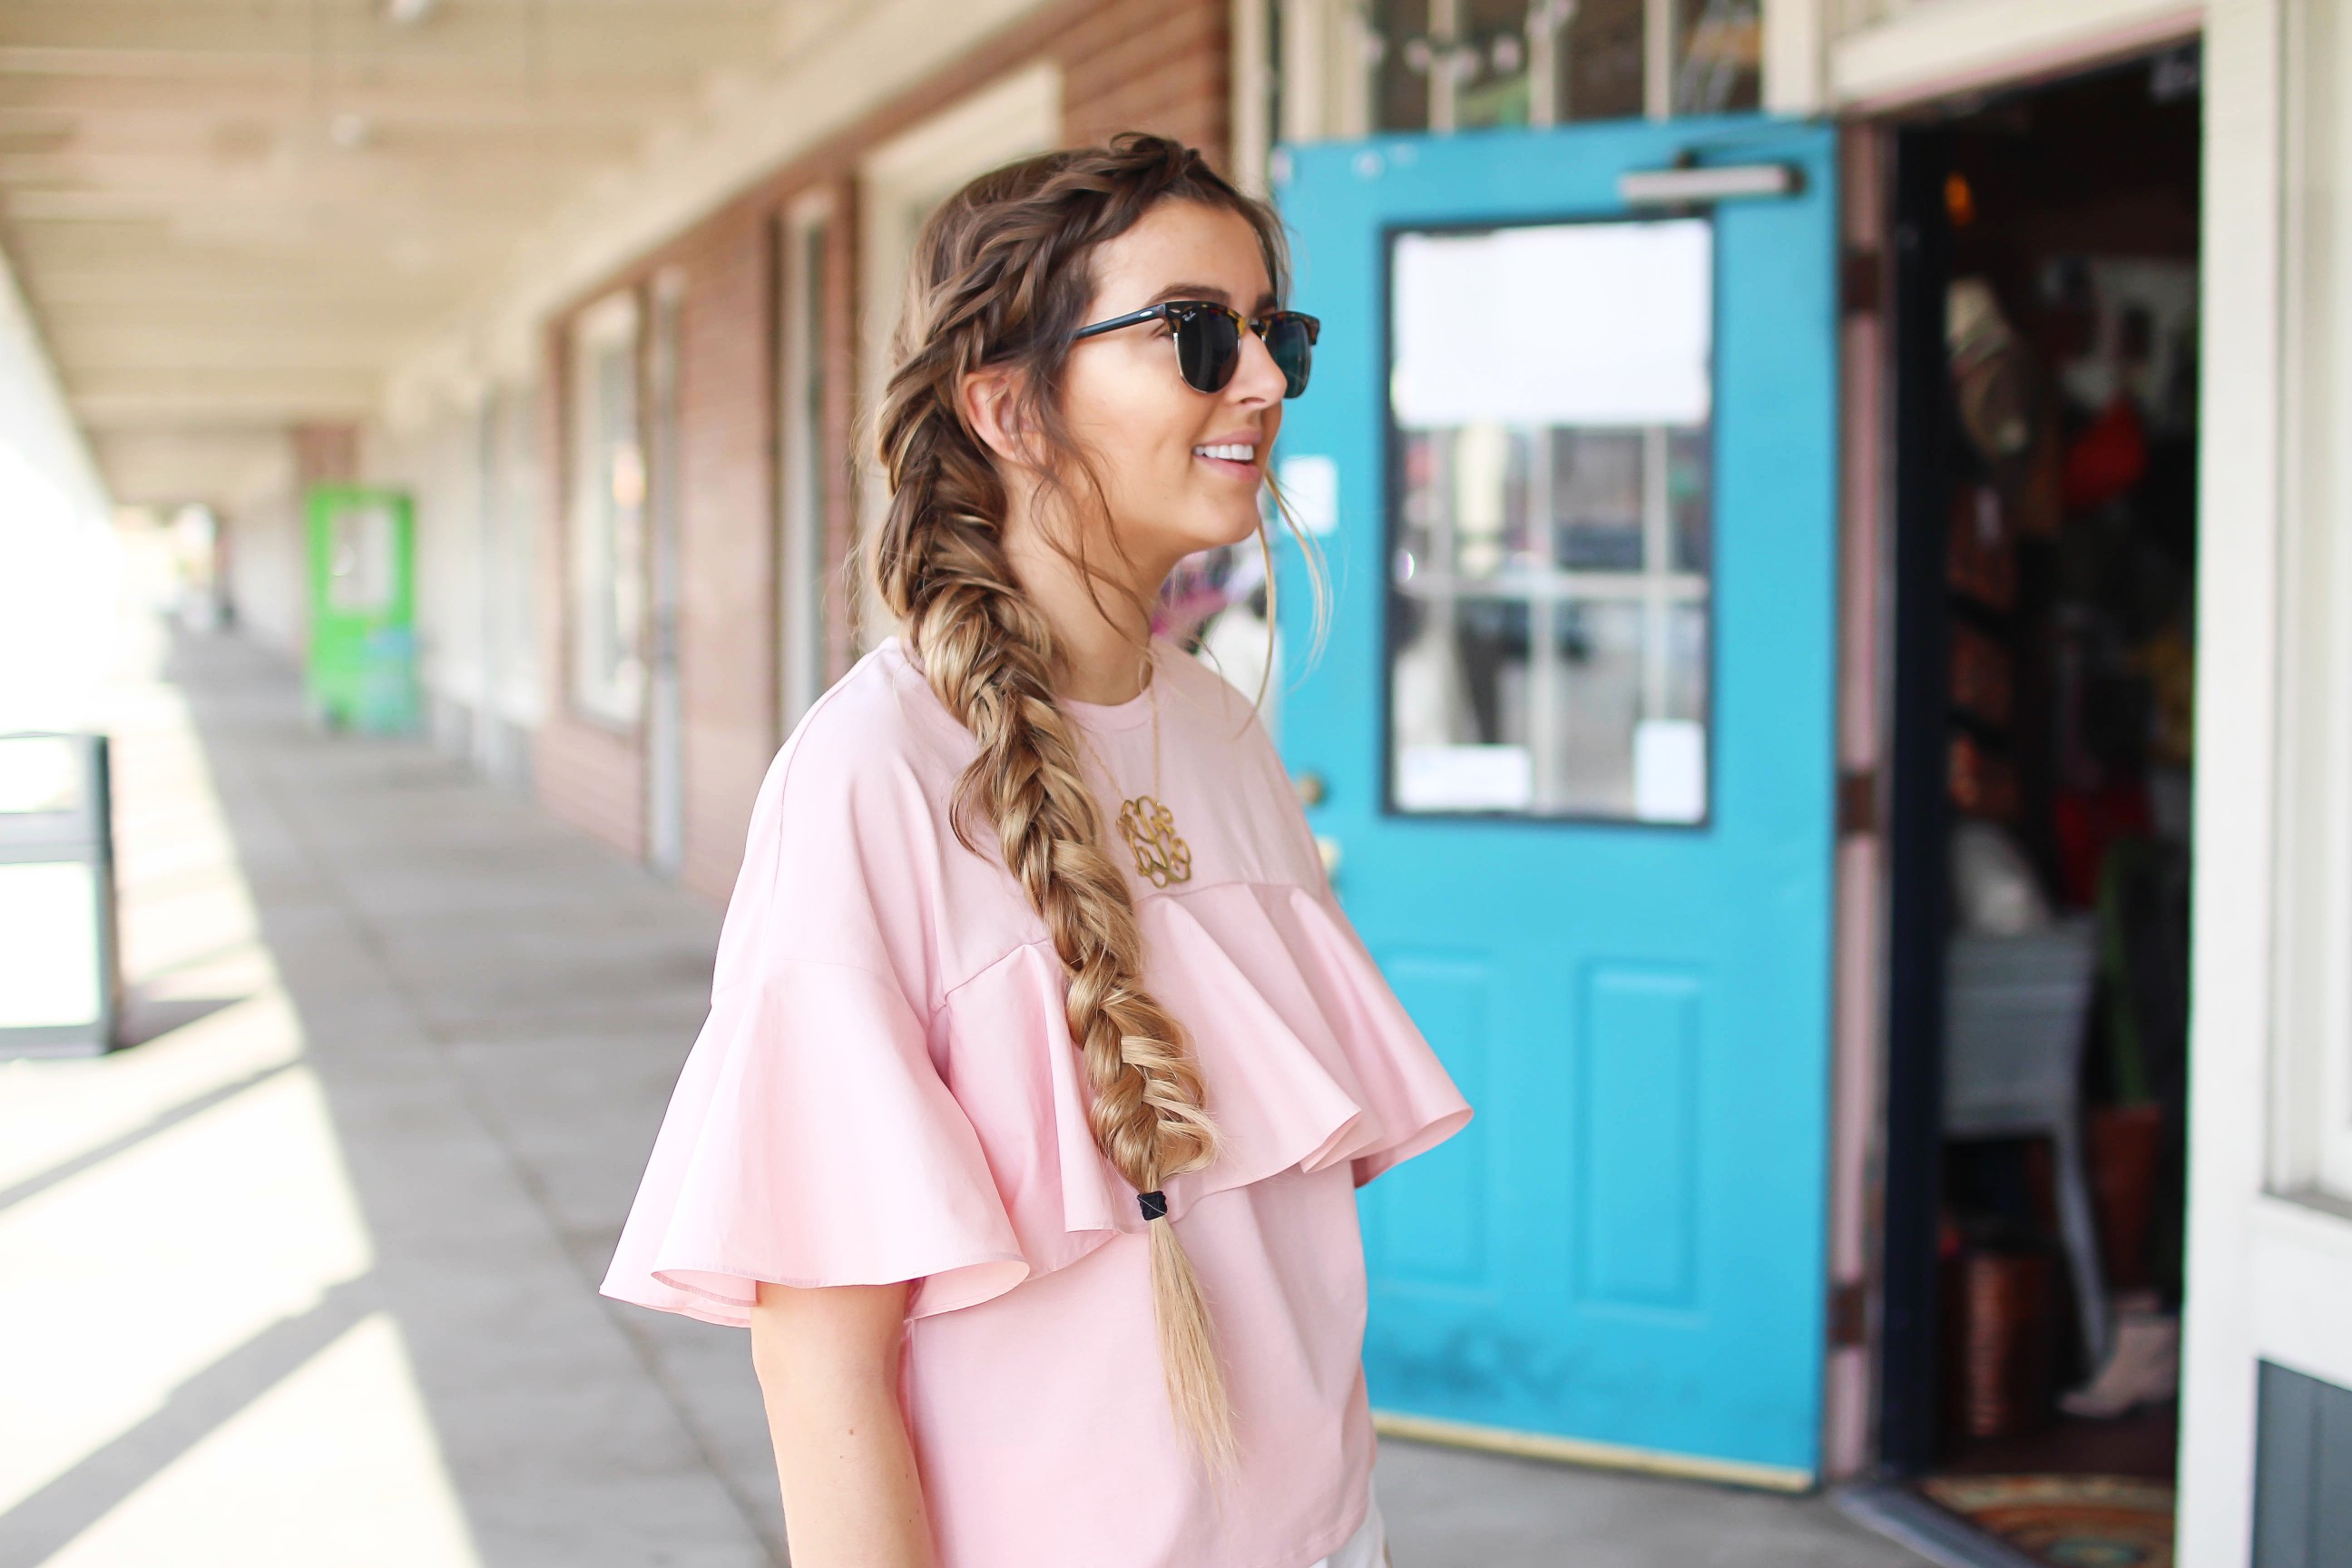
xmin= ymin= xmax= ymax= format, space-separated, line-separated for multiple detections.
xmin=1274 ymin=119 xmax=1838 ymax=1484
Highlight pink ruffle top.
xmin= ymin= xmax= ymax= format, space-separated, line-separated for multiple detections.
xmin=603 ymin=636 xmax=1471 ymax=1568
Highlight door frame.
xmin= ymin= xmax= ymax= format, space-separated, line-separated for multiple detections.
xmin=1856 ymin=12 xmax=2352 ymax=1559
xmin=2181 ymin=0 xmax=2352 ymax=1558
xmin=1873 ymin=121 xmax=1956 ymax=1477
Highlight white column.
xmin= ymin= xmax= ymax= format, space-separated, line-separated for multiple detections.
xmin=2177 ymin=0 xmax=2285 ymax=1560
xmin=0 ymin=243 xmax=115 ymax=733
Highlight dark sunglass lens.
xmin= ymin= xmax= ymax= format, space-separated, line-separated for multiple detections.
xmin=1267 ymin=316 xmax=1314 ymax=398
xmin=1173 ymin=306 xmax=1240 ymax=393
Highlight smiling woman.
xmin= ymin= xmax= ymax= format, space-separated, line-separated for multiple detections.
xmin=602 ymin=135 xmax=1466 ymax=1568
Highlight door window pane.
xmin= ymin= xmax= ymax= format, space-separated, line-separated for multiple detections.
xmin=324 ymin=499 xmax=397 ymax=612
xmin=1387 ymin=219 xmax=1713 ymax=822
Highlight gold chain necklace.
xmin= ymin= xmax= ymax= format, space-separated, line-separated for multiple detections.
xmin=1076 ymin=649 xmax=1191 ymax=889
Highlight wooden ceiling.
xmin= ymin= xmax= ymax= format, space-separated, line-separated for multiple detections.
xmin=0 ymin=0 xmax=783 ymax=489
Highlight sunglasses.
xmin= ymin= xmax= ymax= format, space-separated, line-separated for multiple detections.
xmin=1071 ymin=300 xmax=1320 ymax=398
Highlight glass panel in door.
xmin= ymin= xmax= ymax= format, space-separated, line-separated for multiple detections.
xmin=1387 ymin=218 xmax=1713 ymax=822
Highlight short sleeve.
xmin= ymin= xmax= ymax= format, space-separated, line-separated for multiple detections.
xmin=602 ymin=962 xmax=1028 ymax=1325
xmin=601 ymin=674 xmax=1030 ymax=1327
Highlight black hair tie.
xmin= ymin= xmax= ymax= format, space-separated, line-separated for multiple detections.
xmin=1137 ymin=1190 xmax=1168 ymax=1222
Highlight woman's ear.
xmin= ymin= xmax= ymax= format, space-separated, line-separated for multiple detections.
xmin=959 ymin=367 xmax=1031 ymax=467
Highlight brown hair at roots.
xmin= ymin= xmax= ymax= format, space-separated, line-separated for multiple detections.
xmin=870 ymin=134 xmax=1293 ymax=1473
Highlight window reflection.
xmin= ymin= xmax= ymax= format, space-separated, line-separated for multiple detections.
xmin=1675 ymin=0 xmax=1762 ymax=116
xmin=1556 ymin=0 xmax=1646 ymax=124
xmin=1367 ymin=0 xmax=1435 ymax=132
xmin=1359 ymin=0 xmax=1752 ymax=132
xmin=1387 ymin=220 xmax=1713 ymax=823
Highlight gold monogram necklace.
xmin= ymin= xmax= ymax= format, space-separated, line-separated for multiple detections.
xmin=1074 ymin=649 xmax=1191 ymax=889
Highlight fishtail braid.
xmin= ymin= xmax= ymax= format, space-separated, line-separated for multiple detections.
xmin=871 ymin=135 xmax=1291 ymax=1472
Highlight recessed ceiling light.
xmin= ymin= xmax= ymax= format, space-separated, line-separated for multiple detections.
xmin=381 ymin=0 xmax=439 ymax=24
xmin=329 ymin=111 xmax=373 ymax=149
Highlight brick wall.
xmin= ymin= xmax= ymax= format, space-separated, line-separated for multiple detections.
xmin=1063 ymin=0 xmax=1229 ymax=166
xmin=536 ymin=0 xmax=1235 ymax=898
xmin=671 ymin=206 xmax=781 ymax=899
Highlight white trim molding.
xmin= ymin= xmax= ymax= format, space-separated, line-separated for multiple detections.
xmin=1761 ymin=0 xmax=1830 ymax=115
xmin=2177 ymin=0 xmax=2299 ymax=1563
xmin=2250 ymin=1196 xmax=2352 ymax=1393
xmin=1827 ymin=0 xmax=2202 ymax=113
xmin=2270 ymin=0 xmax=2352 ymax=1208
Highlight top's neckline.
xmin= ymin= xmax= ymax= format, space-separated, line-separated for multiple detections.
xmin=884 ymin=633 xmax=1165 ymax=731
xmin=1059 ymin=642 xmax=1162 ymax=732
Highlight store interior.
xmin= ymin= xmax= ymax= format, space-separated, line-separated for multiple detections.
xmin=1890 ymin=46 xmax=2200 ymax=1564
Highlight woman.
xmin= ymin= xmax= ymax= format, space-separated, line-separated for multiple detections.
xmin=603 ymin=134 xmax=1470 ymax=1568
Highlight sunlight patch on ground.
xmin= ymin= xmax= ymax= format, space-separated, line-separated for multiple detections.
xmin=0 ymin=993 xmax=302 ymax=1194
xmin=0 ymin=1066 xmax=375 ymax=1514
xmin=42 ymin=1312 xmax=484 ymax=1568
xmin=0 ymin=629 xmax=289 ymax=1198
xmin=3 ymin=561 xmax=479 ymax=1564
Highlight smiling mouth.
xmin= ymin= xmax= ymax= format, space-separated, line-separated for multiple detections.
xmin=1192 ymin=443 xmax=1257 ymax=464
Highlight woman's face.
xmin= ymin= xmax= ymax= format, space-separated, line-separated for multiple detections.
xmin=1058 ymin=199 xmax=1288 ymax=583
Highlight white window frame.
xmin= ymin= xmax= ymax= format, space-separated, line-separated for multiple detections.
xmin=1823 ymin=0 xmax=2199 ymax=113
xmin=2270 ymin=0 xmax=2352 ymax=1207
xmin=778 ymin=191 xmax=835 ymax=740
xmin=565 ymin=290 xmax=646 ymax=730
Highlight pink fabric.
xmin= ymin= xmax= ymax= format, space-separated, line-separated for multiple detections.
xmin=603 ymin=636 xmax=1469 ymax=1568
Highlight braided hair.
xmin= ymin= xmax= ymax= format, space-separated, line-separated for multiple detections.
xmin=869 ymin=134 xmax=1290 ymax=1472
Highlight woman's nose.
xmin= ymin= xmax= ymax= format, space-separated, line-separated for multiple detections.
xmin=1226 ymin=324 xmax=1289 ymax=404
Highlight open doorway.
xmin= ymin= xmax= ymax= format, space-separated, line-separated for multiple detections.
xmin=1880 ymin=47 xmax=2200 ymax=1565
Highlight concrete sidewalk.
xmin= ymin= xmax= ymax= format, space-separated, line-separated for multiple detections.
xmin=0 ymin=620 xmax=1930 ymax=1568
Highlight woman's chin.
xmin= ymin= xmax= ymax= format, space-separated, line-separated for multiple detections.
xmin=1182 ymin=505 xmax=1269 ymax=556
xmin=1119 ymin=505 xmax=1269 ymax=574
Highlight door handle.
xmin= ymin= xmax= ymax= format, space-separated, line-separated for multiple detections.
xmin=1620 ymin=162 xmax=1802 ymax=207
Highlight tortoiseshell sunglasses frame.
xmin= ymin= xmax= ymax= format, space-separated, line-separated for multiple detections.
xmin=1070 ymin=300 xmax=1320 ymax=398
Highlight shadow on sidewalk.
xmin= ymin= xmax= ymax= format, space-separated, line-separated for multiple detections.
xmin=1 ymin=625 xmax=778 ymax=1568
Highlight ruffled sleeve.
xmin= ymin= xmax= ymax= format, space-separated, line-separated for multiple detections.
xmin=602 ymin=962 xmax=1030 ymax=1327
xmin=601 ymin=670 xmax=1029 ymax=1328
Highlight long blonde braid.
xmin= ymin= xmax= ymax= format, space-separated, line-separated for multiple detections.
xmin=871 ymin=136 xmax=1290 ymax=1471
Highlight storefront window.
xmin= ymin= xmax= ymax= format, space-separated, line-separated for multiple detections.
xmin=1358 ymin=0 xmax=1751 ymax=132
xmin=1386 ymin=217 xmax=1713 ymax=821
xmin=1559 ymin=0 xmax=1648 ymax=124
xmin=1366 ymin=0 xmax=1436 ymax=132
xmin=566 ymin=292 xmax=646 ymax=729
